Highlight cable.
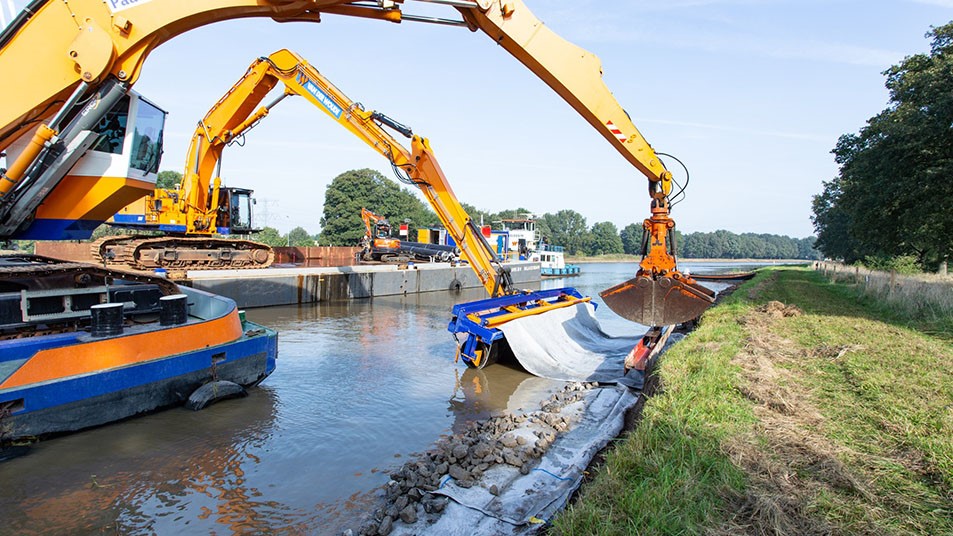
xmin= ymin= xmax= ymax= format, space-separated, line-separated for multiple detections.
xmin=391 ymin=161 xmax=420 ymax=187
xmin=656 ymin=152 xmax=690 ymax=207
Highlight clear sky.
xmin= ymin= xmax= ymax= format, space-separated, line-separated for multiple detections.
xmin=4 ymin=1 xmax=952 ymax=237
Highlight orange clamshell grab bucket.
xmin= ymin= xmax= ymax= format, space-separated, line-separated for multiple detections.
xmin=600 ymin=272 xmax=715 ymax=327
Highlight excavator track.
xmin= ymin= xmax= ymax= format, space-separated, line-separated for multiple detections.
xmin=91 ymin=235 xmax=274 ymax=272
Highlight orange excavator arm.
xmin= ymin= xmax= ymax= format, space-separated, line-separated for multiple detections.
xmin=452 ymin=1 xmax=714 ymax=325
xmin=221 ymin=49 xmax=511 ymax=296
xmin=1 ymin=0 xmax=711 ymax=324
xmin=361 ymin=208 xmax=378 ymax=240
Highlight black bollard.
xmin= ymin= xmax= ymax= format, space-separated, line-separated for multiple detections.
xmin=90 ymin=303 xmax=124 ymax=337
xmin=159 ymin=294 xmax=189 ymax=326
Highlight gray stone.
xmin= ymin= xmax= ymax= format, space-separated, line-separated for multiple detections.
xmin=431 ymin=496 xmax=449 ymax=513
xmin=399 ymin=505 xmax=418 ymax=524
xmin=489 ymin=484 xmax=500 ymax=496
xmin=501 ymin=435 xmax=518 ymax=448
xmin=503 ymin=450 xmax=524 ymax=467
xmin=417 ymin=463 xmax=433 ymax=477
xmin=472 ymin=442 xmax=491 ymax=458
xmin=448 ymin=464 xmax=470 ymax=481
xmin=394 ymin=496 xmax=409 ymax=512
xmin=377 ymin=516 xmax=393 ymax=536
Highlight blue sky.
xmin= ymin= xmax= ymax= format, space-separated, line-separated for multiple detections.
xmin=4 ymin=1 xmax=952 ymax=238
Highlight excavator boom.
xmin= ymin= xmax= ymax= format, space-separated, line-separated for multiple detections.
xmin=181 ymin=48 xmax=588 ymax=367
xmin=1 ymin=0 xmax=711 ymax=324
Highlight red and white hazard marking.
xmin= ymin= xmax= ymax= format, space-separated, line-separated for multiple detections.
xmin=606 ymin=120 xmax=627 ymax=143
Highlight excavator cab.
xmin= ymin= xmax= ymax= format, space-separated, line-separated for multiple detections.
xmin=2 ymin=89 xmax=167 ymax=240
xmin=218 ymin=188 xmax=257 ymax=234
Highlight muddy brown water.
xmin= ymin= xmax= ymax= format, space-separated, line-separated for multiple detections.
xmin=0 ymin=262 xmax=772 ymax=534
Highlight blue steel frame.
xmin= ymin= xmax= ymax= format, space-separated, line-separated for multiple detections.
xmin=447 ymin=287 xmax=590 ymax=365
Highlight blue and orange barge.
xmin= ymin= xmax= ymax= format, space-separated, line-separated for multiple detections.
xmin=0 ymin=255 xmax=276 ymax=444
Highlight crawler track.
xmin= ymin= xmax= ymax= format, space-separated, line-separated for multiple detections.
xmin=91 ymin=236 xmax=274 ymax=272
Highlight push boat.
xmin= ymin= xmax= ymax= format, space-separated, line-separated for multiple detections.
xmin=529 ymin=245 xmax=580 ymax=277
xmin=0 ymin=255 xmax=277 ymax=445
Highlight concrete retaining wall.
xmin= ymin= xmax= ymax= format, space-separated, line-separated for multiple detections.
xmin=184 ymin=262 xmax=541 ymax=308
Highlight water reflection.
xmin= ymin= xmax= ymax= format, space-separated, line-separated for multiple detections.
xmin=447 ymin=366 xmax=563 ymax=433
xmin=0 ymin=387 xmax=285 ymax=535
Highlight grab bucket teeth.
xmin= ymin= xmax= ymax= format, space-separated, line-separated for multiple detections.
xmin=448 ymin=287 xmax=589 ymax=368
xmin=600 ymin=272 xmax=715 ymax=327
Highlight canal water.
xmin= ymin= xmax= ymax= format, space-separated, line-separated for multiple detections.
xmin=0 ymin=262 xmax=770 ymax=535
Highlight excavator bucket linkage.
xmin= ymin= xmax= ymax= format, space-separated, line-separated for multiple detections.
xmin=448 ymin=288 xmax=589 ymax=369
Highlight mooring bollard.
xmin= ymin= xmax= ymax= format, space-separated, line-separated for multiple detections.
xmin=90 ymin=302 xmax=124 ymax=338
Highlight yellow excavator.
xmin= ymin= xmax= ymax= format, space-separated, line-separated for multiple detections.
xmin=0 ymin=0 xmax=713 ymax=333
xmin=113 ymin=47 xmax=589 ymax=366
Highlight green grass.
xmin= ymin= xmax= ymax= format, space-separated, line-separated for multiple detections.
xmin=551 ymin=267 xmax=953 ymax=535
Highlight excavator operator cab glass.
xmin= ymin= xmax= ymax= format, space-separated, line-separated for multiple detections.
xmin=130 ymin=98 xmax=165 ymax=174
xmin=92 ymin=96 xmax=129 ymax=155
xmin=70 ymin=91 xmax=167 ymax=188
xmin=226 ymin=188 xmax=255 ymax=233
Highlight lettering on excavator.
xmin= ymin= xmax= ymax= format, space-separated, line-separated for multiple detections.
xmin=107 ymin=0 xmax=152 ymax=13
xmin=304 ymin=81 xmax=343 ymax=119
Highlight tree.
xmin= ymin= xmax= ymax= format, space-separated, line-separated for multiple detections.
xmin=287 ymin=226 xmax=316 ymax=247
xmin=461 ymin=203 xmax=492 ymax=228
xmin=252 ymin=226 xmax=285 ymax=247
xmin=620 ymin=223 xmax=643 ymax=255
xmin=493 ymin=207 xmax=534 ymax=222
xmin=586 ymin=221 xmax=624 ymax=255
xmin=812 ymin=23 xmax=953 ymax=269
xmin=678 ymin=229 xmax=817 ymax=259
xmin=539 ymin=210 xmax=588 ymax=255
xmin=318 ymin=168 xmax=438 ymax=246
xmin=156 ymin=170 xmax=181 ymax=189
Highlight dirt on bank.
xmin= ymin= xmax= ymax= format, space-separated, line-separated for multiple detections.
xmin=713 ymin=300 xmax=876 ymax=535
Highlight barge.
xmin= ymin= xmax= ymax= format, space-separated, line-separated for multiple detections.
xmin=530 ymin=246 xmax=580 ymax=277
xmin=0 ymin=255 xmax=276 ymax=445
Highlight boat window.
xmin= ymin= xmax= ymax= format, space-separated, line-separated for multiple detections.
xmin=130 ymin=99 xmax=166 ymax=174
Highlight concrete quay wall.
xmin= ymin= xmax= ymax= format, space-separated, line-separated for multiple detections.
xmin=183 ymin=262 xmax=541 ymax=308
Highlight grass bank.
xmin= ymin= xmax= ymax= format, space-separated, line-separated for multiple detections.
xmin=552 ymin=267 xmax=952 ymax=535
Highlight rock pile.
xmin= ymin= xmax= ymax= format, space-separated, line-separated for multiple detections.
xmin=354 ymin=381 xmax=599 ymax=536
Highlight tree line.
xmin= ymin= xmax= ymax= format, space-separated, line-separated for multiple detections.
xmin=71 ymin=167 xmax=815 ymax=260
xmin=312 ymin=169 xmax=819 ymax=259
xmin=812 ymin=22 xmax=953 ymax=272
